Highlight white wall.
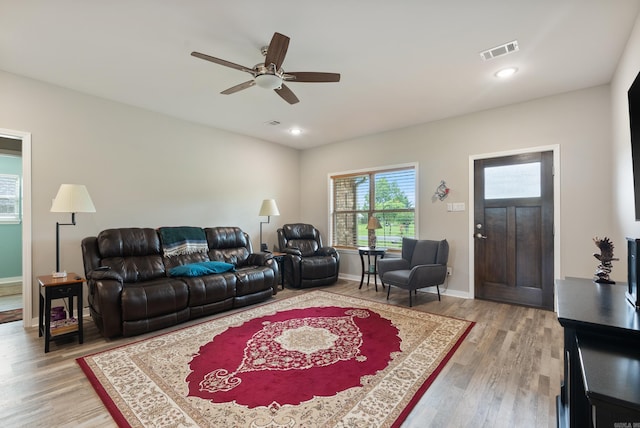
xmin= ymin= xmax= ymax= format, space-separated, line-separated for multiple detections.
xmin=612 ymin=13 xmax=640 ymax=258
xmin=301 ymin=85 xmax=614 ymax=294
xmin=0 ymin=54 xmax=623 ymax=315
xmin=0 ymin=70 xmax=301 ymax=317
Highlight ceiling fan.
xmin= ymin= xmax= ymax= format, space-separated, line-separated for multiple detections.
xmin=191 ymin=32 xmax=340 ymax=104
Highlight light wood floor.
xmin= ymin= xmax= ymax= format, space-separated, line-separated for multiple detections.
xmin=0 ymin=279 xmax=563 ymax=427
xmin=0 ymin=293 xmax=22 ymax=311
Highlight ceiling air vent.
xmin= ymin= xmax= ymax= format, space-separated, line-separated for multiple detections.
xmin=480 ymin=40 xmax=519 ymax=61
xmin=264 ymin=120 xmax=281 ymax=126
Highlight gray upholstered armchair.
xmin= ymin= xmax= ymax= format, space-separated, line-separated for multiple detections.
xmin=378 ymin=238 xmax=449 ymax=307
xmin=277 ymin=223 xmax=340 ymax=288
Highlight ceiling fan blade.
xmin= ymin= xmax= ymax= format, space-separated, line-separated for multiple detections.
xmin=191 ymin=52 xmax=255 ymax=75
xmin=221 ymin=80 xmax=256 ymax=95
xmin=275 ymin=84 xmax=299 ymax=104
xmin=264 ymin=32 xmax=290 ymax=71
xmin=284 ymin=72 xmax=341 ymax=83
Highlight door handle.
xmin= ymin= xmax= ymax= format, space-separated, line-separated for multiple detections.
xmin=475 ymin=223 xmax=487 ymax=239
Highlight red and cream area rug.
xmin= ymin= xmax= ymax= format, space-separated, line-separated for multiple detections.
xmin=77 ymin=291 xmax=473 ymax=427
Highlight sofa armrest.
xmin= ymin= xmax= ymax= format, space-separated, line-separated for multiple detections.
xmin=87 ymin=267 xmax=123 ymax=283
xmin=247 ymin=252 xmax=273 ymax=266
xmin=87 ymin=277 xmax=124 ymax=338
xmin=317 ymin=246 xmax=339 ymax=260
xmin=282 ymin=247 xmax=302 ymax=257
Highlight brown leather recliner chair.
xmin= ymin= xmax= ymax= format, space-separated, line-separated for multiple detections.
xmin=277 ymin=223 xmax=340 ymax=288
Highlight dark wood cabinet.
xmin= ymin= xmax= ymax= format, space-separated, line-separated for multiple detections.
xmin=627 ymin=238 xmax=640 ymax=308
xmin=555 ymin=278 xmax=640 ymax=427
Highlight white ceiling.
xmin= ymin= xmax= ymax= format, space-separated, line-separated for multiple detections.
xmin=1 ymin=1 xmax=639 ymax=150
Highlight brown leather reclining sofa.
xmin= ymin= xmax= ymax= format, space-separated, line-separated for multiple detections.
xmin=81 ymin=226 xmax=277 ymax=338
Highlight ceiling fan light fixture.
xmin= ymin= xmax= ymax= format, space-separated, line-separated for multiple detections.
xmin=191 ymin=32 xmax=341 ymax=105
xmin=255 ymin=74 xmax=282 ymax=90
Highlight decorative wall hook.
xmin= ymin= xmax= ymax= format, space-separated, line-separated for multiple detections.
xmin=433 ymin=180 xmax=450 ymax=202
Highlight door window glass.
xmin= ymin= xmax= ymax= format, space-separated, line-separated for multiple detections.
xmin=484 ymin=162 xmax=540 ymax=199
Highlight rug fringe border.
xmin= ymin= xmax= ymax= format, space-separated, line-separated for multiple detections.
xmin=390 ymin=318 xmax=475 ymax=427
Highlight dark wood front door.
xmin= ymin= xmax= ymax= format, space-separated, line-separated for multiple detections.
xmin=474 ymin=151 xmax=554 ymax=310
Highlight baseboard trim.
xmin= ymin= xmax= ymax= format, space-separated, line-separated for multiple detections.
xmin=338 ymin=273 xmax=471 ymax=299
xmin=0 ymin=276 xmax=22 ymax=286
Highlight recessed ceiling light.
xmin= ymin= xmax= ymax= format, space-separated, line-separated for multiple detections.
xmin=289 ymin=128 xmax=302 ymax=136
xmin=495 ymin=67 xmax=518 ymax=79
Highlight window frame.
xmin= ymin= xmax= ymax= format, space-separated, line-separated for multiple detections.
xmin=0 ymin=173 xmax=21 ymax=224
xmin=329 ymin=163 xmax=418 ymax=251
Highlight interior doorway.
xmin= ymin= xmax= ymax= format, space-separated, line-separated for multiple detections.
xmin=0 ymin=128 xmax=32 ymax=327
xmin=0 ymin=147 xmax=23 ymax=321
xmin=469 ymin=146 xmax=560 ymax=310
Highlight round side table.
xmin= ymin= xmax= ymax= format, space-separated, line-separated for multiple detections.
xmin=358 ymin=247 xmax=386 ymax=291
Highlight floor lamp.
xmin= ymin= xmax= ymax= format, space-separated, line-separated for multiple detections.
xmin=259 ymin=199 xmax=280 ymax=252
xmin=50 ymin=184 xmax=96 ymax=277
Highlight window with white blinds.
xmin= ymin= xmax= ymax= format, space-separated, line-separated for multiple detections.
xmin=0 ymin=174 xmax=21 ymax=223
xmin=330 ymin=165 xmax=416 ymax=250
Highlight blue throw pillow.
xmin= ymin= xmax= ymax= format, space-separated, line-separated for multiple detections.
xmin=200 ymin=261 xmax=236 ymax=273
xmin=169 ymin=261 xmax=235 ymax=277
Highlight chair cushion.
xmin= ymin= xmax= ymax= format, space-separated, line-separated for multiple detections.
xmin=121 ymin=278 xmax=189 ymax=321
xmin=97 ymin=228 xmax=166 ymax=282
xmin=235 ymin=266 xmax=276 ymax=296
xmin=181 ymin=272 xmax=237 ymax=306
xmin=282 ymin=223 xmax=318 ymax=240
xmin=436 ymin=240 xmax=449 ymax=265
xmin=300 ymin=256 xmax=338 ymax=279
xmin=97 ymin=228 xmax=161 ymax=258
xmin=410 ymin=240 xmax=439 ymax=267
xmin=402 ymin=238 xmax=418 ymax=262
xmin=288 ymin=239 xmax=319 ymax=257
xmin=382 ymin=270 xmax=411 ymax=287
xmin=205 ymin=227 xmax=252 ymax=266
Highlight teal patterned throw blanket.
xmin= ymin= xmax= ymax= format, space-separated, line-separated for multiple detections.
xmin=159 ymin=227 xmax=208 ymax=257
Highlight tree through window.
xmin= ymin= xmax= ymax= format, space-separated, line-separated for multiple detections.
xmin=331 ymin=165 xmax=416 ymax=250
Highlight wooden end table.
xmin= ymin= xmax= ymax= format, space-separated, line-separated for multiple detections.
xmin=271 ymin=252 xmax=286 ymax=289
xmin=38 ymin=273 xmax=85 ymax=353
xmin=358 ymin=247 xmax=386 ymax=291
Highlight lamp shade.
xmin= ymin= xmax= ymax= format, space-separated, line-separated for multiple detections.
xmin=51 ymin=184 xmax=96 ymax=213
xmin=259 ymin=199 xmax=280 ymax=217
xmin=367 ymin=216 xmax=382 ymax=230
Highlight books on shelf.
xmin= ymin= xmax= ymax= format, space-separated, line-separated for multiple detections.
xmin=50 ymin=317 xmax=78 ymax=336
xmin=51 ymin=306 xmax=66 ymax=321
